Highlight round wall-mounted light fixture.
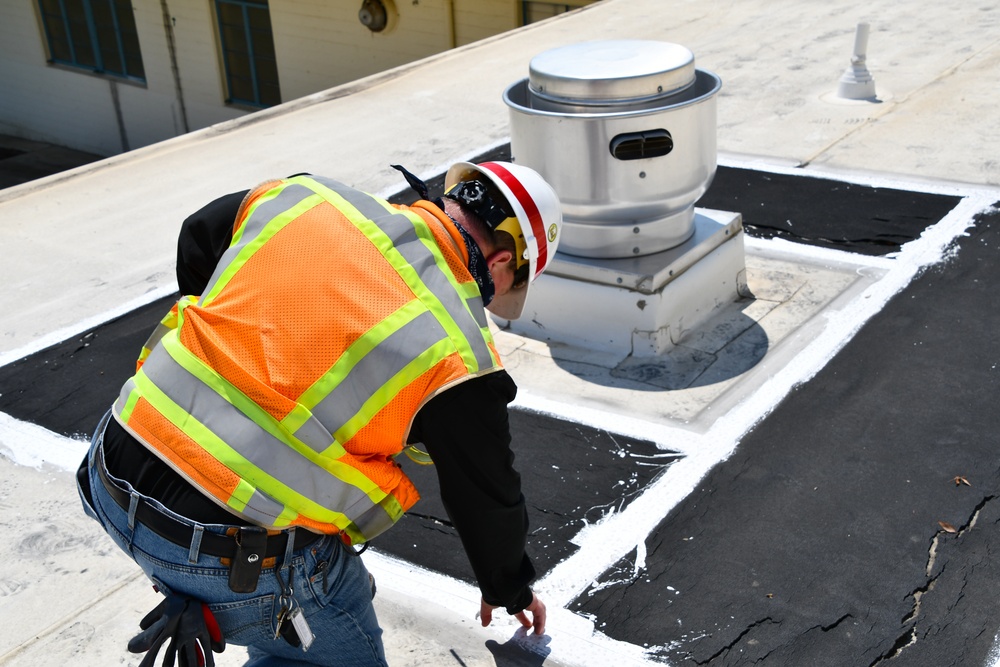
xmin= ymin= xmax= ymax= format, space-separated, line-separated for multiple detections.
xmin=359 ymin=0 xmax=388 ymax=32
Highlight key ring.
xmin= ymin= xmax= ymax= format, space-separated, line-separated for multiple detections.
xmin=276 ymin=567 xmax=295 ymax=608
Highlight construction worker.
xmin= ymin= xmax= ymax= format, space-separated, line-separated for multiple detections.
xmin=76 ymin=161 xmax=562 ymax=666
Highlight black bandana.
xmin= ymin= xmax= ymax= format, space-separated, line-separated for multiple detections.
xmin=449 ymin=208 xmax=495 ymax=307
xmin=391 ymin=164 xmax=495 ymax=307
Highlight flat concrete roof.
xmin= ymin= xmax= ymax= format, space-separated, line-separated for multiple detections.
xmin=2 ymin=0 xmax=1000 ymax=665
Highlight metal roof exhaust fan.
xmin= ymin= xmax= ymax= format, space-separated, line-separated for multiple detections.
xmin=501 ymin=40 xmax=748 ymax=357
xmin=504 ymin=40 xmax=721 ymax=258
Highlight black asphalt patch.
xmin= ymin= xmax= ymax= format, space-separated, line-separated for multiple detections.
xmin=699 ymin=168 xmax=961 ymax=256
xmin=572 ymin=205 xmax=1000 ymax=665
xmin=0 ymin=295 xmax=174 ymax=438
xmin=383 ymin=417 xmax=669 ymax=582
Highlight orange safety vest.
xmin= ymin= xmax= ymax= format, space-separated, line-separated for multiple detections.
xmin=112 ymin=175 xmax=503 ymax=544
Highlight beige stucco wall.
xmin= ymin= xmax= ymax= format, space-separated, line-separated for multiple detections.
xmin=163 ymin=0 xmax=248 ymax=132
xmin=268 ymin=0 xmax=524 ymax=102
xmin=0 ymin=0 xmax=595 ymax=156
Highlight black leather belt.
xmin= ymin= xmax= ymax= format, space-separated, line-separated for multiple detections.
xmin=95 ymin=446 xmax=322 ymax=561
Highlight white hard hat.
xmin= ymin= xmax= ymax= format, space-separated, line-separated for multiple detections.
xmin=444 ymin=161 xmax=562 ymax=320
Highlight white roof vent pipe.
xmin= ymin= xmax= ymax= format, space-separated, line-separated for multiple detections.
xmin=837 ymin=23 xmax=877 ymax=101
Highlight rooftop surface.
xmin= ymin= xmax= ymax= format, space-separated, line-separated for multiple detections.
xmin=1 ymin=0 xmax=999 ymax=666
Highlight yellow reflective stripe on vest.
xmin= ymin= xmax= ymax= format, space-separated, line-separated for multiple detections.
xmin=136 ymin=295 xmax=198 ymax=369
xmin=200 ymin=184 xmax=324 ymax=308
xmin=130 ymin=336 xmax=402 ymax=539
xmin=157 ymin=330 xmax=392 ymax=505
xmin=297 ymin=176 xmax=497 ymax=374
xmin=296 ymin=300 xmax=427 ymax=411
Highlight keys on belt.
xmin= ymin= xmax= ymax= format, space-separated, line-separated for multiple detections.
xmin=275 ymin=567 xmax=315 ymax=650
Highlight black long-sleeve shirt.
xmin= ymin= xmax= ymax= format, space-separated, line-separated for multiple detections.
xmin=105 ymin=188 xmax=535 ymax=613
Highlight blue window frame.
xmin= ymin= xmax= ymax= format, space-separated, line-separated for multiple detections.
xmin=37 ymin=0 xmax=145 ymax=81
xmin=215 ymin=0 xmax=281 ymax=108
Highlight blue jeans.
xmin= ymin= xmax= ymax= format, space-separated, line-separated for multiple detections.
xmin=78 ymin=413 xmax=388 ymax=666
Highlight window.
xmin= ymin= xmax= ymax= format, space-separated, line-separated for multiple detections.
xmin=215 ymin=0 xmax=281 ymax=108
xmin=37 ymin=0 xmax=145 ymax=81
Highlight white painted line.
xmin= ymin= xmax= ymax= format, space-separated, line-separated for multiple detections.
xmin=743 ymin=234 xmax=897 ymax=271
xmin=0 ymin=284 xmax=177 ymax=369
xmin=365 ymin=548 xmax=660 ymax=667
xmin=536 ymin=449 xmax=727 ymax=610
xmin=986 ymin=632 xmax=1000 ymax=667
xmin=0 ymin=412 xmax=88 ymax=471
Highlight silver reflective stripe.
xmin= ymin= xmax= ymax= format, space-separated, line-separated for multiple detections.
xmin=308 ymin=176 xmax=496 ymax=371
xmin=111 ymin=377 xmax=295 ymax=529
xmin=138 ymin=343 xmax=380 ymax=522
xmin=465 ymin=295 xmax=489 ymax=330
xmin=240 ymin=487 xmax=288 ymax=526
xmin=199 ymin=184 xmax=318 ymax=305
xmin=294 ymin=413 xmax=337 ymax=453
xmin=351 ymin=496 xmax=397 ymax=541
xmin=310 ymin=309 xmax=445 ymax=438
xmin=114 ymin=377 xmax=138 ymax=416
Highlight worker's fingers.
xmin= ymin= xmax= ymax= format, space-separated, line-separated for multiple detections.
xmin=480 ymin=594 xmax=547 ymax=635
xmin=479 ymin=598 xmax=495 ymax=628
xmin=526 ymin=593 xmax=547 ymax=635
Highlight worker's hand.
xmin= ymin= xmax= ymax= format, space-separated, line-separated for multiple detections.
xmin=480 ymin=592 xmax=546 ymax=636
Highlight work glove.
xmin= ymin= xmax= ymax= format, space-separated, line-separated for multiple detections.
xmin=127 ymin=593 xmax=226 ymax=667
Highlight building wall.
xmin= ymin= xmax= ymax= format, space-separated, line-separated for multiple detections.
xmin=455 ymin=0 xmax=520 ymax=44
xmin=165 ymin=0 xmax=250 ymax=132
xmin=0 ymin=0 xmax=246 ymax=155
xmin=0 ymin=0 xmax=593 ymax=157
xmin=0 ymin=1 xmax=141 ymax=155
xmin=266 ymin=0 xmax=521 ymax=102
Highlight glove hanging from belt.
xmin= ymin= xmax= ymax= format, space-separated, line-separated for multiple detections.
xmin=128 ymin=592 xmax=226 ymax=667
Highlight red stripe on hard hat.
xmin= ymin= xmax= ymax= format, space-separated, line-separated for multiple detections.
xmin=479 ymin=162 xmax=548 ymax=276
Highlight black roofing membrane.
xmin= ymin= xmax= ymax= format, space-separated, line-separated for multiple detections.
xmin=571 ymin=206 xmax=1000 ymax=665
